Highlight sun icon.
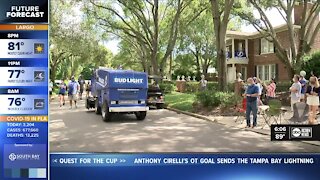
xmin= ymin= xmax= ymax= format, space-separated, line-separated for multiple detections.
xmin=36 ymin=45 xmax=43 ymax=52
xmin=34 ymin=43 xmax=45 ymax=54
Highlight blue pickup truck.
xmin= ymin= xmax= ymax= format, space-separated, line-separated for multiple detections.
xmin=86 ymin=68 xmax=149 ymax=122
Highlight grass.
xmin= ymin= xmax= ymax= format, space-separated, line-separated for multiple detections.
xmin=165 ymin=92 xmax=195 ymax=112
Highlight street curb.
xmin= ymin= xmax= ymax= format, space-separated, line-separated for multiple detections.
xmin=166 ymin=107 xmax=320 ymax=147
xmin=166 ymin=107 xmax=217 ymax=123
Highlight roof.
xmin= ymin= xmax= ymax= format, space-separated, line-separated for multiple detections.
xmin=226 ymin=24 xmax=301 ymax=39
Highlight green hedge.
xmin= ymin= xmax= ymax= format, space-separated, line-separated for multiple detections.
xmin=275 ymin=81 xmax=291 ymax=93
xmin=184 ymin=82 xmax=234 ymax=93
xmin=195 ymin=91 xmax=241 ymax=108
xmin=183 ymin=82 xmax=219 ymax=93
xmin=185 ymin=82 xmax=200 ymax=93
xmin=159 ymin=81 xmax=175 ymax=93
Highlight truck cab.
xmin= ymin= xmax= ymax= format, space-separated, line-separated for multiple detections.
xmin=89 ymin=68 xmax=149 ymax=121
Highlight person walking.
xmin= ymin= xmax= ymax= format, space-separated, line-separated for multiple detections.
xmin=254 ymin=77 xmax=263 ymax=105
xmin=58 ymin=79 xmax=67 ymax=107
xmin=266 ymin=78 xmax=276 ymax=104
xmin=245 ymin=78 xmax=259 ymax=128
xmin=289 ymin=75 xmax=302 ymax=111
xmin=49 ymin=80 xmax=53 ymax=103
xmin=68 ymin=76 xmax=80 ymax=109
xmin=306 ymin=76 xmax=320 ymax=125
xmin=199 ymin=75 xmax=208 ymax=91
xmin=86 ymin=81 xmax=91 ymax=98
xmin=299 ymin=75 xmax=307 ymax=102
xmin=78 ymin=75 xmax=85 ymax=100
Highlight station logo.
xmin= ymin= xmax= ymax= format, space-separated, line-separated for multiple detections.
xmin=34 ymin=43 xmax=44 ymax=54
xmin=8 ymin=153 xmax=40 ymax=161
xmin=8 ymin=153 xmax=17 ymax=161
xmin=291 ymin=127 xmax=312 ymax=138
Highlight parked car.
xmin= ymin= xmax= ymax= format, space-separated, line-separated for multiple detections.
xmin=147 ymin=75 xmax=165 ymax=109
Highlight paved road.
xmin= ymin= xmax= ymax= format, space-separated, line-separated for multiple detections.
xmin=49 ymin=98 xmax=320 ymax=152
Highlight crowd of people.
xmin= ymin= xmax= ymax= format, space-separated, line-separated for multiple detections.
xmin=241 ymin=73 xmax=318 ymax=128
xmin=49 ymin=75 xmax=91 ymax=109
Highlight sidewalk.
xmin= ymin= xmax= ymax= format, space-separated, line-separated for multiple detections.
xmin=207 ymin=110 xmax=320 ymax=147
xmin=167 ymin=106 xmax=320 ymax=147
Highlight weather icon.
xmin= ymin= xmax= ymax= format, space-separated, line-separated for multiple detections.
xmin=34 ymin=71 xmax=45 ymax=82
xmin=34 ymin=43 xmax=45 ymax=54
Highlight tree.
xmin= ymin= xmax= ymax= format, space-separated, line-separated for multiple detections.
xmin=50 ymin=0 xmax=113 ymax=82
xmin=302 ymin=51 xmax=320 ymax=79
xmin=240 ymin=0 xmax=320 ymax=78
xmin=178 ymin=2 xmax=216 ymax=78
xmin=86 ymin=0 xmax=192 ymax=76
xmin=209 ymin=0 xmax=235 ymax=91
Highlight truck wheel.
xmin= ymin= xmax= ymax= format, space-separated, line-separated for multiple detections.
xmin=135 ymin=111 xmax=147 ymax=121
xmin=156 ymin=104 xmax=164 ymax=109
xmin=85 ymin=99 xmax=89 ymax=109
xmin=102 ymin=102 xmax=113 ymax=122
xmin=95 ymin=100 xmax=101 ymax=114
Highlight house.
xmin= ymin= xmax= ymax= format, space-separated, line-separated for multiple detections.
xmin=225 ymin=3 xmax=320 ymax=83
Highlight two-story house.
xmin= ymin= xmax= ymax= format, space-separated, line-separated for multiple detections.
xmin=225 ymin=3 xmax=320 ymax=83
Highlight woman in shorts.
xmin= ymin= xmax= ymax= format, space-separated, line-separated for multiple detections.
xmin=58 ymin=79 xmax=67 ymax=107
xmin=306 ymin=76 xmax=320 ymax=125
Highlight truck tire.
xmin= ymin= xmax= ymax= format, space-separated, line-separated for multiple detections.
xmin=102 ymin=102 xmax=113 ymax=122
xmin=135 ymin=111 xmax=147 ymax=121
xmin=156 ymin=104 xmax=164 ymax=109
xmin=95 ymin=100 xmax=101 ymax=114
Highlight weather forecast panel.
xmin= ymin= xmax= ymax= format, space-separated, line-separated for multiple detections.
xmin=0 ymin=0 xmax=48 ymax=179
xmin=0 ymin=39 xmax=48 ymax=58
xmin=0 ymin=67 xmax=48 ymax=86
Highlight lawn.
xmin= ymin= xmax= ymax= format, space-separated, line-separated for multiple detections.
xmin=165 ymin=92 xmax=196 ymax=112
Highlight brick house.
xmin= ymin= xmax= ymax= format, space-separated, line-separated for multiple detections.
xmin=225 ymin=3 xmax=320 ymax=83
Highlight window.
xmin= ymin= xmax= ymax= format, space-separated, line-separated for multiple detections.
xmin=241 ymin=66 xmax=247 ymax=80
xmin=264 ymin=66 xmax=269 ymax=81
xmin=261 ymin=38 xmax=274 ymax=54
xmin=256 ymin=64 xmax=276 ymax=81
xmin=271 ymin=64 xmax=276 ymax=79
xmin=238 ymin=42 xmax=243 ymax=50
xmin=258 ymin=66 xmax=263 ymax=80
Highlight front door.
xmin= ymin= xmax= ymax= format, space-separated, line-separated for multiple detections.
xmin=227 ymin=66 xmax=236 ymax=83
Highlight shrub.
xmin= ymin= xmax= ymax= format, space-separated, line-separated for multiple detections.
xmin=195 ymin=91 xmax=219 ymax=107
xmin=196 ymin=91 xmax=241 ymax=108
xmin=275 ymin=81 xmax=291 ymax=93
xmin=227 ymin=83 xmax=235 ymax=92
xmin=185 ymin=82 xmax=200 ymax=93
xmin=183 ymin=82 xmax=219 ymax=93
xmin=159 ymin=82 xmax=175 ymax=93
xmin=302 ymin=51 xmax=320 ymax=79
xmin=207 ymin=82 xmax=219 ymax=91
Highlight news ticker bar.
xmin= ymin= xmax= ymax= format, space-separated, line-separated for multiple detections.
xmin=271 ymin=124 xmax=320 ymax=141
xmin=50 ymin=153 xmax=319 ymax=167
xmin=49 ymin=153 xmax=320 ymax=180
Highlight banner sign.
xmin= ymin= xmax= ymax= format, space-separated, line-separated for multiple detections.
xmin=50 ymin=153 xmax=320 ymax=180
